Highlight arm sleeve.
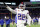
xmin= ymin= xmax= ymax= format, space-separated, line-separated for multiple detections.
xmin=26 ymin=10 xmax=31 ymax=26
xmin=6 ymin=6 xmax=17 ymax=14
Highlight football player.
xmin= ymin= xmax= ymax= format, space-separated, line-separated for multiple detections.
xmin=4 ymin=2 xmax=31 ymax=27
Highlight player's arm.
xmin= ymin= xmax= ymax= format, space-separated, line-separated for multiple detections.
xmin=26 ymin=10 xmax=31 ymax=27
xmin=4 ymin=3 xmax=16 ymax=14
xmin=6 ymin=6 xmax=16 ymax=14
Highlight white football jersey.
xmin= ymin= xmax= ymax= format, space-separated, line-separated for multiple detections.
xmin=6 ymin=6 xmax=31 ymax=25
xmin=15 ymin=8 xmax=29 ymax=23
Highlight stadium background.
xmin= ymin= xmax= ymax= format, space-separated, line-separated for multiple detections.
xmin=0 ymin=2 xmax=40 ymax=19
xmin=0 ymin=0 xmax=40 ymax=27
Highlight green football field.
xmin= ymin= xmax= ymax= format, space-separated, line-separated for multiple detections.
xmin=0 ymin=23 xmax=40 ymax=27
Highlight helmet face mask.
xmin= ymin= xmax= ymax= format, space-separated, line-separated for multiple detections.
xmin=20 ymin=6 xmax=24 ymax=7
xmin=19 ymin=6 xmax=24 ymax=9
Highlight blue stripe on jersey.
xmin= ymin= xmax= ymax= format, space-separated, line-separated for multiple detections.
xmin=15 ymin=15 xmax=17 ymax=24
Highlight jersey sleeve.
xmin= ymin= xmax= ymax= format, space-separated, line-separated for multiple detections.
xmin=26 ymin=10 xmax=31 ymax=26
xmin=15 ymin=8 xmax=18 ymax=12
xmin=6 ymin=6 xmax=17 ymax=14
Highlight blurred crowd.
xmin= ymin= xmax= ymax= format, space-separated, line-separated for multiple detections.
xmin=0 ymin=16 xmax=15 ymax=27
xmin=0 ymin=15 xmax=40 ymax=27
xmin=31 ymin=16 xmax=40 ymax=24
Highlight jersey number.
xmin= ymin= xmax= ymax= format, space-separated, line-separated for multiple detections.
xmin=18 ymin=13 xmax=25 ymax=20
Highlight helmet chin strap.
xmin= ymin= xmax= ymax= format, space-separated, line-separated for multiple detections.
xmin=18 ymin=7 xmax=25 ymax=10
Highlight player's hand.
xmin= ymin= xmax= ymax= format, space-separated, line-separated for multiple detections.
xmin=24 ymin=23 xmax=27 ymax=26
xmin=4 ymin=2 xmax=7 ymax=7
